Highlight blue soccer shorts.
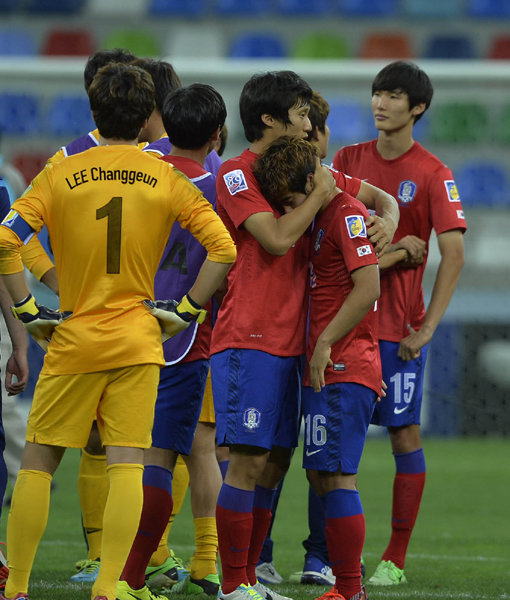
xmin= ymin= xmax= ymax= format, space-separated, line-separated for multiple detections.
xmin=302 ymin=381 xmax=377 ymax=474
xmin=211 ymin=348 xmax=302 ymax=451
xmin=371 ymin=340 xmax=429 ymax=428
xmin=151 ymin=358 xmax=209 ymax=454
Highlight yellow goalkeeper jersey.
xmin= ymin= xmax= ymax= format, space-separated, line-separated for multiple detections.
xmin=0 ymin=144 xmax=236 ymax=375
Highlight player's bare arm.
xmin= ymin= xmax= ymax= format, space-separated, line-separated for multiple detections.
xmin=393 ymin=234 xmax=427 ymax=264
xmin=356 ymin=180 xmax=399 ymax=257
xmin=398 ymin=229 xmax=464 ymax=361
xmin=0 ymin=277 xmax=29 ymax=395
xmin=378 ymin=235 xmax=426 ymax=270
xmin=244 ymin=162 xmax=335 ymax=256
xmin=309 ymin=264 xmax=380 ymax=392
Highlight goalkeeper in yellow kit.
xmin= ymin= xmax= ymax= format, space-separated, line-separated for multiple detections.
xmin=0 ymin=63 xmax=236 ymax=600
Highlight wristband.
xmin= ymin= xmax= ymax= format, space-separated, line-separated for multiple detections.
xmin=11 ymin=293 xmax=38 ymax=321
xmin=176 ymin=294 xmax=207 ymax=324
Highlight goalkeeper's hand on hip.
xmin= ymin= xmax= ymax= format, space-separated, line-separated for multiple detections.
xmin=143 ymin=294 xmax=207 ymax=342
xmin=11 ymin=293 xmax=72 ymax=351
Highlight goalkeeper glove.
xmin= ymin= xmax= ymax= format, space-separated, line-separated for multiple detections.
xmin=11 ymin=293 xmax=72 ymax=351
xmin=143 ymin=294 xmax=207 ymax=342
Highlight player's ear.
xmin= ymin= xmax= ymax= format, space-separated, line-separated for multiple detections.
xmin=210 ymin=126 xmax=221 ymax=144
xmin=305 ymin=171 xmax=315 ymax=195
xmin=208 ymin=127 xmax=221 ymax=153
xmin=411 ymin=103 xmax=426 ymax=119
xmin=261 ymin=113 xmax=275 ymax=128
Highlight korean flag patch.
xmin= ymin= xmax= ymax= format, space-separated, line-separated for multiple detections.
xmin=345 ymin=215 xmax=367 ymax=239
xmin=445 ymin=180 xmax=460 ymax=202
xmin=223 ymin=169 xmax=248 ymax=195
xmin=357 ymin=244 xmax=372 ymax=257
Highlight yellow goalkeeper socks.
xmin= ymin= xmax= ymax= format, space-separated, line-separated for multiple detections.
xmin=92 ymin=463 xmax=143 ymax=600
xmin=5 ymin=469 xmax=52 ymax=599
xmin=78 ymin=449 xmax=109 ymax=560
xmin=190 ymin=517 xmax=218 ymax=579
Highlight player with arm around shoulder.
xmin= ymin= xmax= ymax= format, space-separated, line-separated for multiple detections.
xmin=333 ymin=60 xmax=466 ymax=586
xmin=0 ymin=63 xmax=235 ymax=600
xmin=211 ymin=70 xmax=341 ymax=600
xmin=255 ymin=136 xmax=380 ymax=600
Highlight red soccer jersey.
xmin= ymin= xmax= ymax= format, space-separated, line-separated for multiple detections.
xmin=211 ymin=149 xmax=362 ymax=357
xmin=304 ymin=193 xmax=381 ymax=392
xmin=332 ymin=140 xmax=467 ymax=342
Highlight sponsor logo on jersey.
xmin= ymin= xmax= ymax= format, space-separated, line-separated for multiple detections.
xmin=398 ymin=180 xmax=417 ymax=204
xmin=394 ymin=405 xmax=409 ymax=415
xmin=314 ymin=228 xmax=325 ymax=252
xmin=243 ymin=408 xmax=261 ymax=431
xmin=223 ymin=169 xmax=248 ymax=195
xmin=357 ymin=244 xmax=372 ymax=257
xmin=345 ymin=215 xmax=367 ymax=239
xmin=456 ymin=209 xmax=465 ymax=219
xmin=445 ymin=180 xmax=460 ymax=202
xmin=305 ymin=448 xmax=322 ymax=457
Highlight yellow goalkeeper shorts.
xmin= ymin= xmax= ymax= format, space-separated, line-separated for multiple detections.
xmin=26 ymin=364 xmax=160 ymax=448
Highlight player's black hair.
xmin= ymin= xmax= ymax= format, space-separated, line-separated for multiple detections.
xmin=132 ymin=58 xmax=182 ymax=114
xmin=83 ymin=48 xmax=136 ymax=92
xmin=240 ymin=71 xmax=313 ymax=143
xmin=89 ymin=63 xmax=155 ymax=140
xmin=372 ymin=60 xmax=433 ymax=123
xmin=162 ymin=83 xmax=226 ymax=150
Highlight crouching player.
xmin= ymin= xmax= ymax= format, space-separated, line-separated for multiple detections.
xmin=254 ymin=137 xmax=383 ymax=600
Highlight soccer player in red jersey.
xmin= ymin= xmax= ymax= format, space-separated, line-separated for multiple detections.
xmin=255 ymin=136 xmax=382 ymax=600
xmin=333 ymin=61 xmax=467 ymax=586
xmin=211 ymin=70 xmax=398 ymax=600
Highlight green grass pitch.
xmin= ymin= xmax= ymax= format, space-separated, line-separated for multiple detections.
xmin=1 ymin=437 xmax=508 ymax=599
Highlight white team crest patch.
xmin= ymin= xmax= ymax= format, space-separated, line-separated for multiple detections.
xmin=357 ymin=244 xmax=372 ymax=257
xmin=445 ymin=180 xmax=460 ymax=202
xmin=398 ymin=180 xmax=417 ymax=204
xmin=243 ymin=408 xmax=261 ymax=431
xmin=223 ymin=169 xmax=248 ymax=195
xmin=314 ymin=228 xmax=325 ymax=252
xmin=345 ymin=215 xmax=366 ymax=239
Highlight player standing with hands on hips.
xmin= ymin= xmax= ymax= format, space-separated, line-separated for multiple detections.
xmin=0 ymin=63 xmax=236 ymax=600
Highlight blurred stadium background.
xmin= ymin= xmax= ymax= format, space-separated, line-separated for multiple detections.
xmin=0 ymin=0 xmax=509 ymax=438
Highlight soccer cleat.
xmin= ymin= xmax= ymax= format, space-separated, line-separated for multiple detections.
xmin=117 ymin=580 xmax=169 ymax=600
xmin=0 ymin=542 xmax=9 ymax=590
xmin=360 ymin=556 xmax=366 ymax=580
xmin=367 ymin=560 xmax=407 ymax=586
xmin=170 ymin=573 xmax=219 ymax=596
xmin=70 ymin=558 xmax=100 ymax=582
xmin=93 ymin=597 xmax=108 ymax=600
xmin=217 ymin=584 xmax=265 ymax=600
xmin=0 ymin=594 xmax=29 ymax=600
xmin=313 ymin=585 xmax=368 ymax=600
xmin=255 ymin=562 xmax=283 ymax=585
xmin=253 ymin=581 xmax=293 ymax=600
xmin=145 ymin=551 xmax=189 ymax=588
xmin=300 ymin=556 xmax=335 ymax=586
